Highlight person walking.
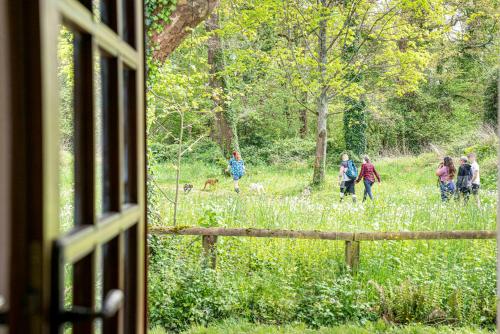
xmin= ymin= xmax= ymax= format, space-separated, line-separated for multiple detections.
xmin=455 ymin=156 xmax=473 ymax=203
xmin=356 ymin=155 xmax=381 ymax=202
xmin=436 ymin=156 xmax=456 ymax=202
xmin=338 ymin=153 xmax=357 ymax=203
xmin=467 ymin=152 xmax=481 ymax=206
xmin=228 ymin=151 xmax=245 ymax=194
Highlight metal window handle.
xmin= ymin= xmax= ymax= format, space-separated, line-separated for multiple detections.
xmin=60 ymin=289 xmax=124 ymax=323
xmin=0 ymin=294 xmax=7 ymax=324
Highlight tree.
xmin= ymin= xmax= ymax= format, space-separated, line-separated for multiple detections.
xmin=278 ymin=0 xmax=436 ymax=185
xmin=206 ymin=11 xmax=240 ymax=156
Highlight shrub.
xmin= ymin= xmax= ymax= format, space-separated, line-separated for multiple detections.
xmin=296 ymin=276 xmax=375 ymax=328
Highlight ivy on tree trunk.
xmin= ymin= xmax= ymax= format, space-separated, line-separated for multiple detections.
xmin=206 ymin=11 xmax=240 ymax=157
xmin=343 ymin=97 xmax=367 ymax=157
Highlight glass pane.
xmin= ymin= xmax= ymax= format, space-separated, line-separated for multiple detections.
xmin=122 ymin=0 xmax=136 ymax=47
xmin=100 ymin=53 xmax=120 ymax=213
xmin=100 ymin=0 xmax=117 ymax=31
xmin=101 ymin=237 xmax=120 ymax=332
xmin=123 ymin=66 xmax=137 ymax=203
xmin=58 ymin=26 xmax=75 ymax=233
xmin=64 ymin=263 xmax=73 ymax=334
xmin=95 ymin=52 xmax=103 ymax=216
xmin=78 ymin=0 xmax=92 ymax=10
xmin=123 ymin=225 xmax=138 ymax=333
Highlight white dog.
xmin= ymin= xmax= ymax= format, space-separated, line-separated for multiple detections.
xmin=249 ymin=183 xmax=265 ymax=194
xmin=301 ymin=186 xmax=311 ymax=197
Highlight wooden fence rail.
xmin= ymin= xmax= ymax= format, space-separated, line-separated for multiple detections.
xmin=150 ymin=226 xmax=496 ymax=272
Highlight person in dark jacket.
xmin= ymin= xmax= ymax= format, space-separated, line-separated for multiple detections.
xmin=356 ymin=155 xmax=381 ymax=202
xmin=456 ymin=156 xmax=473 ymax=203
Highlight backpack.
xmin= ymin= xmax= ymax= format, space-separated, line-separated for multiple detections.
xmin=345 ymin=160 xmax=358 ymax=180
xmin=457 ymin=164 xmax=473 ymax=190
xmin=463 ymin=164 xmax=473 ymax=188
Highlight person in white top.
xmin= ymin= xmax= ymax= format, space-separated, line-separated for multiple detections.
xmin=467 ymin=152 xmax=480 ymax=206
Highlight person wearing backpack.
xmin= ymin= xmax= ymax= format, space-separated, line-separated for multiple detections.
xmin=356 ymin=155 xmax=381 ymax=202
xmin=455 ymin=156 xmax=473 ymax=203
xmin=228 ymin=151 xmax=245 ymax=194
xmin=338 ymin=153 xmax=357 ymax=202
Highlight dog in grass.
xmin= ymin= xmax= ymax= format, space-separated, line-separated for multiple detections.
xmin=183 ymin=183 xmax=193 ymax=194
xmin=249 ymin=183 xmax=265 ymax=194
xmin=203 ymin=178 xmax=219 ymax=191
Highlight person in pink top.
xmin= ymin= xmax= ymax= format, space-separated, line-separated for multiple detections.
xmin=356 ymin=155 xmax=381 ymax=202
xmin=436 ymin=156 xmax=456 ymax=202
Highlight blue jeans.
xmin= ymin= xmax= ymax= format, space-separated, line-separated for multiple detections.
xmin=440 ymin=181 xmax=456 ymax=202
xmin=363 ymin=180 xmax=374 ymax=202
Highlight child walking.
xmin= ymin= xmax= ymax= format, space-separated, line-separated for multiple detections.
xmin=356 ymin=155 xmax=381 ymax=202
xmin=228 ymin=151 xmax=245 ymax=193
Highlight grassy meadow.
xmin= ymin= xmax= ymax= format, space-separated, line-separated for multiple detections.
xmin=151 ymin=319 xmax=494 ymax=334
xmin=147 ymin=152 xmax=497 ymax=333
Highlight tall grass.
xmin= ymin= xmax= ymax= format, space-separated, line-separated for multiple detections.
xmin=148 ymin=153 xmax=497 ymax=332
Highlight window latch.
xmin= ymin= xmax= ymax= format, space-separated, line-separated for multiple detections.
xmin=57 ymin=289 xmax=124 ymax=323
xmin=0 ymin=294 xmax=7 ymax=324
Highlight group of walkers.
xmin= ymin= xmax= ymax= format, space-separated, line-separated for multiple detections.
xmin=436 ymin=153 xmax=481 ymax=204
xmin=228 ymin=149 xmax=481 ymax=204
xmin=339 ymin=153 xmax=380 ymax=203
xmin=338 ymin=152 xmax=481 ymax=204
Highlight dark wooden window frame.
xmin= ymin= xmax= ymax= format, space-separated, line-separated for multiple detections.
xmin=1 ymin=0 xmax=147 ymax=333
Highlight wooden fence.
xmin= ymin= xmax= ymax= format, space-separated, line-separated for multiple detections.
xmin=150 ymin=226 xmax=496 ymax=273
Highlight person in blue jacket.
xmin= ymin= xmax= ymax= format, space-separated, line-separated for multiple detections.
xmin=228 ymin=151 xmax=245 ymax=193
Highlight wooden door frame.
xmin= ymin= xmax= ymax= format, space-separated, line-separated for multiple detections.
xmin=1 ymin=1 xmax=147 ymax=333
xmin=0 ymin=1 xmax=12 ymax=333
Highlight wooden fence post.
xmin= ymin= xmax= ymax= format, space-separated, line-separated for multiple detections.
xmin=202 ymin=235 xmax=218 ymax=269
xmin=345 ymin=240 xmax=360 ymax=274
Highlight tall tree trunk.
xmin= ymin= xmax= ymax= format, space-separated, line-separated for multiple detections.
xmin=206 ymin=12 xmax=238 ymax=157
xmin=312 ymin=9 xmax=328 ymax=185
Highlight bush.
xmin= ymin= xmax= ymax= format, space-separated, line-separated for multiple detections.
xmin=296 ymin=276 xmax=375 ymax=328
xmin=148 ymin=236 xmax=236 ymax=332
xmin=241 ymin=138 xmax=316 ymax=165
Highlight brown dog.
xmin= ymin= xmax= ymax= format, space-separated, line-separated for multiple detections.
xmin=203 ymin=178 xmax=219 ymax=190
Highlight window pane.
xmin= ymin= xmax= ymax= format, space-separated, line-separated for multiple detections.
xmin=100 ymin=53 xmax=120 ymax=213
xmin=122 ymin=0 xmax=136 ymax=47
xmin=123 ymin=66 xmax=137 ymax=203
xmin=58 ymin=26 xmax=75 ymax=233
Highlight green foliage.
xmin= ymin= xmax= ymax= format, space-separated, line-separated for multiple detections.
xmin=483 ymin=72 xmax=498 ymax=126
xmin=148 ymin=236 xmax=234 ymax=332
xmin=144 ymin=2 xmax=500 ymax=330
xmin=148 ymin=153 xmax=497 ymax=332
xmin=180 ymin=319 xmax=494 ymax=334
xmin=296 ymin=277 xmax=375 ymax=328
xmin=146 ymin=0 xmax=499 ymax=170
xmin=344 ymin=99 xmax=367 ymax=156
xmin=57 ymin=27 xmax=74 ymax=151
xmin=241 ymin=138 xmax=316 ymax=165
xmin=145 ymin=0 xmax=178 ymax=34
